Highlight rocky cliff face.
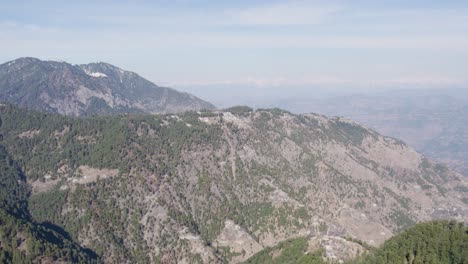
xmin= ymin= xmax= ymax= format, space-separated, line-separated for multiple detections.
xmin=0 ymin=58 xmax=214 ymax=116
xmin=0 ymin=105 xmax=466 ymax=263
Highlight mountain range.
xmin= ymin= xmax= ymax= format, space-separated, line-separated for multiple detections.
xmin=0 ymin=58 xmax=467 ymax=263
xmin=0 ymin=58 xmax=214 ymax=116
xmin=0 ymin=104 xmax=466 ymax=263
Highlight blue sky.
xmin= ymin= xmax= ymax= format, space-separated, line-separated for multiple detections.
xmin=1 ymin=0 xmax=468 ymax=91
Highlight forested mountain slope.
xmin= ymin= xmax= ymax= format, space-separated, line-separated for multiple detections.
xmin=0 ymin=145 xmax=99 ymax=263
xmin=0 ymin=104 xmax=466 ymax=263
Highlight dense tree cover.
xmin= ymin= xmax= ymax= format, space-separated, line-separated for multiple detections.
xmin=243 ymin=237 xmax=325 ymax=264
xmin=0 ymin=145 xmax=29 ymax=218
xmin=355 ymin=221 xmax=468 ymax=264
xmin=0 ymin=142 xmax=99 ymax=263
xmin=224 ymin=106 xmax=254 ymax=115
xmin=0 ymin=104 xmax=222 ymax=181
xmin=0 ymin=209 xmax=99 ymax=263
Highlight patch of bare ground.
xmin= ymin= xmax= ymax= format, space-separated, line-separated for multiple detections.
xmin=18 ymin=129 xmax=40 ymax=138
xmin=53 ymin=125 xmax=70 ymax=137
xmin=71 ymin=165 xmax=119 ymax=184
xmin=336 ymin=206 xmax=393 ymax=246
xmin=178 ymin=228 xmax=216 ymax=263
xmin=16 ymin=232 xmax=28 ymax=253
xmin=29 ymin=176 xmax=61 ymax=194
xmin=75 ymin=135 xmax=97 ymax=144
xmin=260 ymin=179 xmax=304 ymax=208
xmin=308 ymin=235 xmax=367 ymax=263
xmin=214 ymin=220 xmax=263 ymax=263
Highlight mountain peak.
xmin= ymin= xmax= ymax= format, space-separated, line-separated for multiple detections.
xmin=0 ymin=58 xmax=215 ymax=116
xmin=1 ymin=57 xmax=40 ymax=68
xmin=79 ymin=61 xmax=133 ymax=80
xmin=81 ymin=61 xmax=123 ymax=71
xmin=12 ymin=57 xmax=41 ymax=63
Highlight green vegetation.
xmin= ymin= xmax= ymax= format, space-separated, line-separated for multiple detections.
xmin=0 ymin=142 xmax=99 ymax=263
xmin=0 ymin=104 xmax=222 ymax=181
xmin=257 ymin=108 xmax=292 ymax=116
xmin=331 ymin=119 xmax=369 ymax=145
xmin=28 ymin=186 xmax=67 ymax=224
xmin=224 ymin=106 xmax=254 ymax=114
xmin=0 ymin=145 xmax=29 ymax=218
xmin=243 ymin=237 xmax=325 ymax=264
xmin=0 ymin=209 xmax=99 ymax=263
xmin=355 ymin=221 xmax=468 ymax=264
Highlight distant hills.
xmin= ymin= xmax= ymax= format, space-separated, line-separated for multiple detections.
xmin=0 ymin=57 xmax=215 ymax=116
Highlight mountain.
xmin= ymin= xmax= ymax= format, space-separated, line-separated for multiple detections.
xmin=0 ymin=57 xmax=215 ymax=116
xmin=277 ymin=88 xmax=468 ymax=176
xmin=0 ymin=104 xmax=466 ymax=263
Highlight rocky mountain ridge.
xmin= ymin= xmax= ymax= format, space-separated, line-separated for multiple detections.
xmin=0 ymin=57 xmax=214 ymax=116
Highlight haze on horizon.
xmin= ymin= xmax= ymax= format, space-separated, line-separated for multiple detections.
xmin=1 ymin=0 xmax=468 ymax=107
